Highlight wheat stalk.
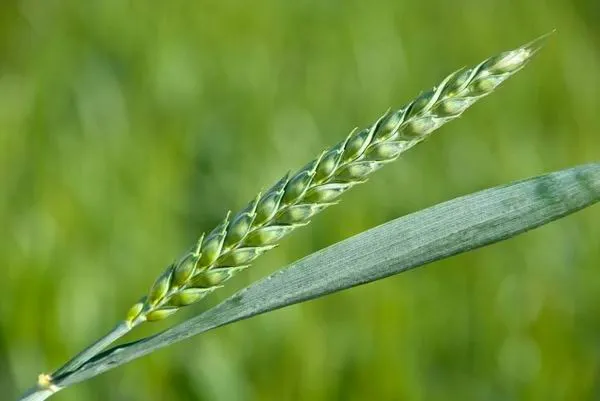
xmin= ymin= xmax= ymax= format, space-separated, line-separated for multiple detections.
xmin=42 ymin=35 xmax=549 ymax=388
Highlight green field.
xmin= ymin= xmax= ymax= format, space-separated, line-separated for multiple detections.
xmin=2 ymin=1 xmax=600 ymax=400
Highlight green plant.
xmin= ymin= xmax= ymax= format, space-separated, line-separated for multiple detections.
xmin=19 ymin=34 xmax=597 ymax=401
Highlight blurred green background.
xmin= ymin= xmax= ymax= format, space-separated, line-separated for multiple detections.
xmin=2 ymin=0 xmax=600 ymax=400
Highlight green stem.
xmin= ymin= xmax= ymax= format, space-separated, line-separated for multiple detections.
xmin=16 ymin=387 xmax=58 ymax=401
xmin=17 ymin=322 xmax=131 ymax=401
xmin=50 ymin=321 xmax=131 ymax=378
xmin=16 ymin=322 xmax=131 ymax=401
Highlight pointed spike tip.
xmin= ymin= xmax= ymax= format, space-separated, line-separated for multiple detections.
xmin=485 ymin=32 xmax=554 ymax=74
xmin=522 ymin=30 xmax=556 ymax=56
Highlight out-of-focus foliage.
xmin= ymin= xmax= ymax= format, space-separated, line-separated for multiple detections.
xmin=1 ymin=1 xmax=599 ymax=400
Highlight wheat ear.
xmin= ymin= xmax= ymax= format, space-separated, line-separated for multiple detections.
xmin=47 ymin=35 xmax=549 ymax=382
xmin=126 ymin=35 xmax=549 ymax=326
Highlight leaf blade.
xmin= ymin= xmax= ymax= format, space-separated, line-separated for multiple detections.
xmin=56 ymin=162 xmax=600 ymax=387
